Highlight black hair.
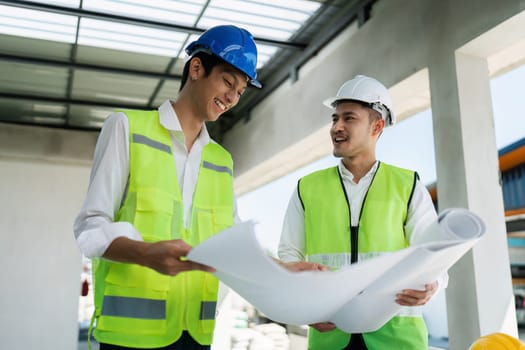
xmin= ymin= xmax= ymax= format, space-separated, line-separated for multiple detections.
xmin=179 ymin=52 xmax=223 ymax=91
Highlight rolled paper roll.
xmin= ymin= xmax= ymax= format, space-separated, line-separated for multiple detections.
xmin=412 ymin=208 xmax=486 ymax=244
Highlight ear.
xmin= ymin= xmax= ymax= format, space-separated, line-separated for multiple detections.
xmin=373 ymin=118 xmax=385 ymax=136
xmin=188 ymin=57 xmax=204 ymax=80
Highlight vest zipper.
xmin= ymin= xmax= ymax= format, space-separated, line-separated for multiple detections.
xmin=336 ymin=168 xmax=356 ymax=264
xmin=350 ymin=226 xmax=359 ymax=264
xmin=337 ymin=162 xmax=382 ymax=265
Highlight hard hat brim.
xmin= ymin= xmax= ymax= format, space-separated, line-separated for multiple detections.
xmin=322 ymin=96 xmax=396 ymax=125
xmin=323 ymin=96 xmax=377 ymax=109
xmin=249 ymin=79 xmax=262 ymax=89
xmin=322 ymin=96 xmax=339 ymax=109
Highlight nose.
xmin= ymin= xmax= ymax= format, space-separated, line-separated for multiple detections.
xmin=332 ymin=118 xmax=344 ymax=132
xmin=225 ymin=88 xmax=239 ymax=107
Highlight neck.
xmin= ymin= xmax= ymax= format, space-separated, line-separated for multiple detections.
xmin=171 ymin=98 xmax=203 ymax=152
xmin=342 ymin=155 xmax=377 ymax=183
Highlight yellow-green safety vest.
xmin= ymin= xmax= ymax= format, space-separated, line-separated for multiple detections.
xmin=298 ymin=163 xmax=427 ymax=350
xmin=92 ymin=110 xmax=234 ymax=347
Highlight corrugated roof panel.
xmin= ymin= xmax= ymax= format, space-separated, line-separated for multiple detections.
xmin=210 ymin=0 xmax=312 ymax=23
xmin=20 ymin=0 xmax=81 ymax=8
xmin=68 ymin=104 xmax=116 ymax=128
xmin=75 ymin=46 xmax=173 ymax=73
xmin=152 ymin=80 xmax=182 ymax=107
xmin=78 ymin=18 xmax=187 ymax=57
xmin=0 ymin=0 xmax=337 ymax=134
xmin=0 ymin=98 xmax=67 ymax=126
xmin=72 ymin=69 xmax=158 ymax=105
xmin=0 ymin=4 xmax=78 ymax=43
xmin=0 ymin=34 xmax=72 ymax=61
xmin=83 ymin=0 xmax=206 ymax=26
xmin=198 ymin=0 xmax=321 ymax=40
xmin=256 ymin=44 xmax=279 ymax=68
xmin=0 ymin=61 xmax=68 ymax=97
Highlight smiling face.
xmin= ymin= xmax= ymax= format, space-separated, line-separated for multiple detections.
xmin=190 ymin=59 xmax=248 ymax=122
xmin=330 ymin=101 xmax=384 ymax=160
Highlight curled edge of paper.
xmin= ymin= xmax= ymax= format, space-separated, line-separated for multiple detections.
xmin=438 ymin=208 xmax=486 ymax=240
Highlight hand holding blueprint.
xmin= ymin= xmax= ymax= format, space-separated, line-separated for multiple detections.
xmin=187 ymin=208 xmax=485 ymax=333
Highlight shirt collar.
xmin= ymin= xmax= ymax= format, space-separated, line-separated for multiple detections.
xmin=158 ymin=99 xmax=210 ymax=145
xmin=338 ymin=160 xmax=379 ymax=183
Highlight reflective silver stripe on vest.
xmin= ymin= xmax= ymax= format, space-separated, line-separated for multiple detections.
xmin=200 ymin=301 xmax=217 ymax=320
xmin=132 ymin=133 xmax=171 ymax=154
xmin=397 ymin=305 xmax=423 ymax=317
xmin=102 ymin=295 xmax=166 ymax=319
xmin=308 ymin=252 xmax=393 ymax=269
xmin=202 ymin=161 xmax=232 ymax=176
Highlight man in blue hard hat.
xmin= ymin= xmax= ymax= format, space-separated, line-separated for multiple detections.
xmin=74 ymin=25 xmax=261 ymax=350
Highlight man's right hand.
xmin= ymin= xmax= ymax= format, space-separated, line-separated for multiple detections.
xmin=141 ymin=239 xmax=215 ymax=275
xmin=103 ymin=237 xmax=214 ymax=276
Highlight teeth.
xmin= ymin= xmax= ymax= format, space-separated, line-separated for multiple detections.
xmin=214 ymin=98 xmax=226 ymax=111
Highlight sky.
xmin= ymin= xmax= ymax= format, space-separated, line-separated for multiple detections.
xmin=238 ymin=64 xmax=525 ymax=256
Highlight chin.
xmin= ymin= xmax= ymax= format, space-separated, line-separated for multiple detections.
xmin=205 ymin=110 xmax=220 ymax=122
xmin=332 ymin=147 xmax=343 ymax=158
xmin=208 ymin=114 xmax=221 ymax=122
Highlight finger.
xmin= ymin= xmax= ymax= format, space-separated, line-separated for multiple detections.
xmin=301 ymin=262 xmax=329 ymax=271
xmin=396 ymin=293 xmax=424 ymax=306
xmin=396 ymin=294 xmax=415 ymax=306
xmin=171 ymin=239 xmax=193 ymax=255
xmin=179 ymin=260 xmax=216 ymax=273
xmin=401 ymin=288 xmax=428 ymax=298
xmin=398 ymin=292 xmax=432 ymax=306
xmin=425 ymin=283 xmax=438 ymax=294
xmin=316 ymin=263 xmax=330 ymax=271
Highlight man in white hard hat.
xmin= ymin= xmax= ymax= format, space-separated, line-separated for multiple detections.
xmin=278 ymin=75 xmax=446 ymax=349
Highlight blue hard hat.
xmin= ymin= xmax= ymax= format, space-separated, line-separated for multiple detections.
xmin=185 ymin=25 xmax=262 ymax=88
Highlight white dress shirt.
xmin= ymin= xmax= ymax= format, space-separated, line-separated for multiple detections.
xmin=74 ymin=100 xmax=240 ymax=258
xmin=278 ymin=160 xmax=448 ymax=290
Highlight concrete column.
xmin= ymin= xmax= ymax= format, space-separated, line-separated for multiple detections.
xmin=429 ymin=50 xmax=517 ymax=349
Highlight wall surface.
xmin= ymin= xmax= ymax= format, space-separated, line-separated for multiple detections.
xmin=0 ymin=123 xmax=96 ymax=349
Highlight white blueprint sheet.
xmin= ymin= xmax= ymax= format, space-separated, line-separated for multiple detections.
xmin=187 ymin=208 xmax=485 ymax=333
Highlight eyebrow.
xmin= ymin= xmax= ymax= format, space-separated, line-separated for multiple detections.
xmin=332 ymin=111 xmax=358 ymax=118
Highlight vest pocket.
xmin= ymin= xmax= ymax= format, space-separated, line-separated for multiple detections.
xmin=135 ymin=189 xmax=176 ymax=241
xmin=203 ymin=273 xmax=219 ymax=299
xmin=98 ymin=263 xmax=170 ymax=335
xmin=196 ymin=206 xmax=232 ymax=242
xmin=212 ymin=207 xmax=233 ymax=232
xmin=105 ymin=262 xmax=169 ymax=291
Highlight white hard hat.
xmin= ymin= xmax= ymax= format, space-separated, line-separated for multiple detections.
xmin=323 ymin=74 xmax=395 ymax=126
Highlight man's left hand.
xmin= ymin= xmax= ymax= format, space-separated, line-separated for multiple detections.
xmin=395 ymin=281 xmax=438 ymax=306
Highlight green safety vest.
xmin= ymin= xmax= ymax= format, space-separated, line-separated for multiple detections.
xmin=91 ymin=110 xmax=234 ymax=347
xmin=299 ymin=163 xmax=427 ymax=350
